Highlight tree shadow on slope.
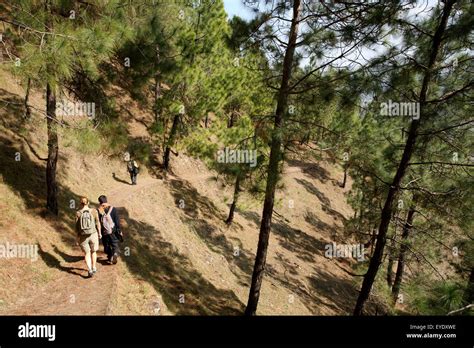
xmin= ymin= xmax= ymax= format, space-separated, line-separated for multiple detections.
xmin=0 ymin=88 xmax=29 ymax=131
xmin=295 ymin=177 xmax=346 ymax=221
xmin=0 ymin=134 xmax=81 ymax=247
xmin=266 ymin=251 xmax=362 ymax=315
xmin=295 ymin=177 xmax=331 ymax=206
xmin=265 ymin=254 xmax=344 ymax=314
xmin=271 ymin=217 xmax=327 ymax=263
xmin=304 ymin=210 xmax=347 ymax=243
xmin=236 ymin=209 xmax=261 ymax=227
xmin=286 ymin=159 xmax=332 ymax=184
xmin=307 ymin=268 xmax=361 ymax=315
xmin=166 ymin=178 xmax=254 ymax=285
xmin=116 ymin=207 xmax=245 ymax=315
xmin=166 ymin=178 xmax=224 ymax=220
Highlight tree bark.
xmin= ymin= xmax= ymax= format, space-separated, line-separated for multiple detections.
xmin=225 ymin=173 xmax=241 ymax=225
xmin=386 ymin=215 xmax=398 ymax=287
xmin=340 ymin=164 xmax=348 ymax=188
xmin=386 ymin=254 xmax=394 ymax=287
xmin=245 ymin=0 xmax=301 ymax=316
xmin=45 ymin=0 xmax=58 ymax=215
xmin=163 ymin=114 xmax=180 ymax=171
xmin=391 ymin=207 xmax=415 ymax=304
xmin=24 ymin=78 xmax=32 ymax=119
xmin=354 ymin=0 xmax=456 ymax=315
xmin=46 ymin=83 xmax=58 ymax=215
xmin=154 ymin=45 xmax=160 ymax=123
xmin=357 ymin=190 xmax=366 ymax=231
xmin=154 ymin=75 xmax=160 ymax=123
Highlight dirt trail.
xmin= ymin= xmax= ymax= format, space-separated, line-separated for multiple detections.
xmin=7 ymin=176 xmax=161 ymax=315
xmin=0 ymin=66 xmax=362 ymax=314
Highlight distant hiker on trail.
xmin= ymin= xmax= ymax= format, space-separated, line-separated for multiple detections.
xmin=75 ymin=197 xmax=102 ymax=278
xmin=97 ymin=195 xmax=122 ymax=265
xmin=127 ymin=158 xmax=140 ymax=185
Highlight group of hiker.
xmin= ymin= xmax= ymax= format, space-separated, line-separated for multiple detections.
xmin=74 ymin=159 xmax=139 ymax=278
xmin=75 ymin=195 xmax=123 ymax=278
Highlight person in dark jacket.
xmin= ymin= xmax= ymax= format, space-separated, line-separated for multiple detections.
xmin=97 ymin=195 xmax=122 ymax=264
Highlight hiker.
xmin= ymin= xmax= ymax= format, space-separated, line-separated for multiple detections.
xmin=75 ymin=197 xmax=102 ymax=278
xmin=97 ymin=195 xmax=122 ymax=264
xmin=127 ymin=158 xmax=140 ymax=185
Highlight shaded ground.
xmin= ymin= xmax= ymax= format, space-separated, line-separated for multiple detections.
xmin=0 ymin=68 xmax=371 ymax=316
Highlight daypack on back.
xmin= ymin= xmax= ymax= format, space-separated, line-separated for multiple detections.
xmin=127 ymin=160 xmax=139 ymax=174
xmin=102 ymin=206 xmax=116 ymax=235
xmin=78 ymin=208 xmax=96 ymax=235
xmin=133 ymin=160 xmax=140 ymax=173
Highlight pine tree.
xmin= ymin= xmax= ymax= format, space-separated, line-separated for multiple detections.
xmin=4 ymin=0 xmax=131 ymax=214
xmin=241 ymin=0 xmax=404 ymax=315
xmin=354 ymin=0 xmax=472 ymax=315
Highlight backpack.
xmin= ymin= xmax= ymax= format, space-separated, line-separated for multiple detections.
xmin=132 ymin=160 xmax=140 ymax=174
xmin=127 ymin=160 xmax=139 ymax=174
xmin=78 ymin=208 xmax=96 ymax=235
xmin=102 ymin=206 xmax=116 ymax=235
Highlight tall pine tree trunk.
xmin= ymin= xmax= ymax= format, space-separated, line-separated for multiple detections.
xmin=154 ymin=75 xmax=160 ymax=123
xmin=163 ymin=114 xmax=180 ymax=171
xmin=354 ymin=0 xmax=455 ymax=315
xmin=357 ymin=190 xmax=366 ymax=230
xmin=369 ymin=223 xmax=377 ymax=257
xmin=154 ymin=45 xmax=160 ymax=123
xmin=46 ymin=84 xmax=58 ymax=214
xmin=391 ymin=206 xmax=416 ymax=304
xmin=340 ymin=164 xmax=348 ymax=188
xmin=24 ymin=78 xmax=32 ymax=119
xmin=226 ymin=173 xmax=241 ymax=225
xmin=386 ymin=213 xmax=399 ymax=287
xmin=386 ymin=252 xmax=394 ymax=287
xmin=45 ymin=0 xmax=58 ymax=215
xmin=245 ymin=0 xmax=301 ymax=316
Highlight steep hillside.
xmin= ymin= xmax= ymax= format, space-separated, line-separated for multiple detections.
xmin=0 ymin=69 xmax=369 ymax=315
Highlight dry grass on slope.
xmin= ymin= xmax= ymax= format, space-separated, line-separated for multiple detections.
xmin=0 ymin=68 xmax=366 ymax=315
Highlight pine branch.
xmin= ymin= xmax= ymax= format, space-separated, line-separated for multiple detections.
xmin=408 ymin=161 xmax=474 ymax=167
xmin=418 ymin=119 xmax=474 ymax=136
xmin=0 ymin=17 xmax=75 ymax=39
xmin=447 ymin=304 xmax=473 ymax=316
xmin=426 ymin=80 xmax=474 ymax=104
xmin=386 ymin=236 xmax=445 ymax=280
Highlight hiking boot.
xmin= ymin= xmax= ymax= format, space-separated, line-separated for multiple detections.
xmin=92 ymin=267 xmax=97 ymax=274
xmin=111 ymin=254 xmax=118 ymax=265
xmin=88 ymin=270 xmax=94 ymax=278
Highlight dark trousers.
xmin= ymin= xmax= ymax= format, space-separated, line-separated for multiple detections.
xmin=102 ymin=233 xmax=119 ymax=260
xmin=129 ymin=172 xmax=137 ymax=185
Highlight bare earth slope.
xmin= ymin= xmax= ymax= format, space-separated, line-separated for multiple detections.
xmin=0 ymin=69 xmax=362 ymax=315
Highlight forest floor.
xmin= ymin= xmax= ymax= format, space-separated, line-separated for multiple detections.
xmin=0 ymin=68 xmax=375 ymax=315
